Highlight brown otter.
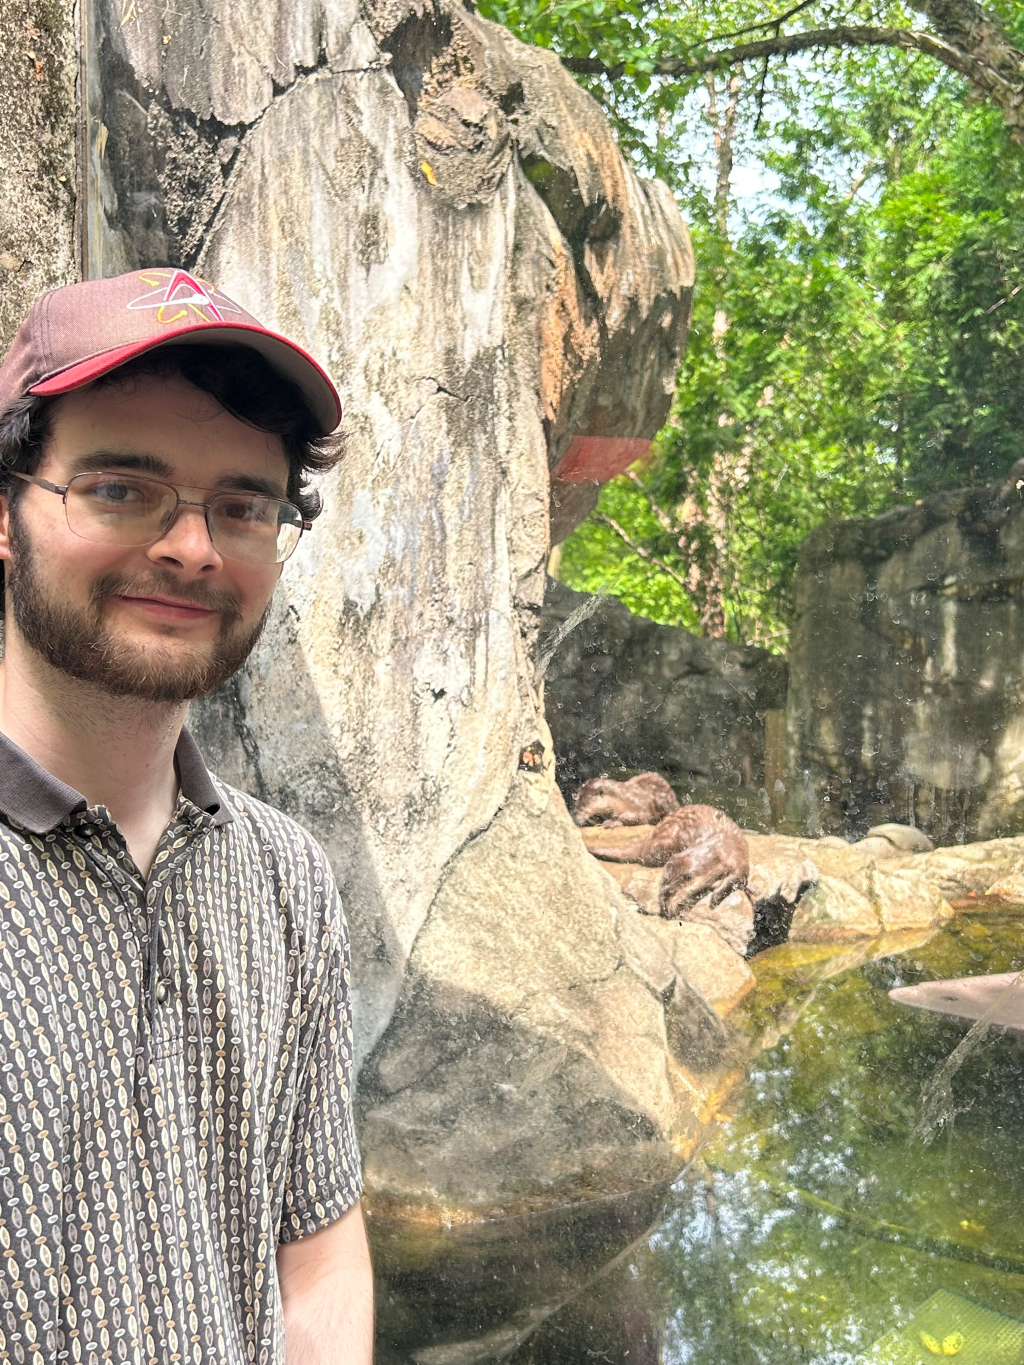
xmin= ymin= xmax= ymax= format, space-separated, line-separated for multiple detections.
xmin=592 ymin=804 xmax=749 ymax=913
xmin=572 ymin=772 xmax=679 ymax=828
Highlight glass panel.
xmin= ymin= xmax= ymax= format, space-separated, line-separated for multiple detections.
xmin=48 ymin=0 xmax=1024 ymax=1360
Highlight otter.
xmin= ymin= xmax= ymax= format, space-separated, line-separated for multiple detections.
xmin=572 ymin=772 xmax=680 ymax=828
xmin=592 ymin=804 xmax=749 ymax=914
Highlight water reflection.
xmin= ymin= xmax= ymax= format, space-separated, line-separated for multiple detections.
xmin=375 ymin=912 xmax=1024 ymax=1363
xmin=373 ymin=1184 xmax=672 ymax=1364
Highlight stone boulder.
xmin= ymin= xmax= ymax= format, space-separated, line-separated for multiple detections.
xmin=869 ymin=868 xmax=953 ymax=931
xmin=788 ymin=876 xmax=881 ymax=942
xmin=541 ymin=578 xmax=786 ymax=816
xmin=750 ymin=833 xmax=953 ymax=940
xmin=984 ymin=874 xmax=1024 ymax=903
xmin=906 ymin=835 xmax=1024 ymax=900
xmin=747 ymin=848 xmax=820 ymax=951
xmin=639 ymin=918 xmax=755 ymax=1018
xmin=865 ymin=822 xmax=935 ymax=852
xmin=0 ymin=0 xmax=700 ymax=1225
xmin=600 ymin=859 xmax=663 ymax=914
xmin=19 ymin=0 xmax=697 ymax=1112
xmin=853 ymin=836 xmax=908 ymax=859
xmin=357 ymin=775 xmax=699 ymax=1216
xmin=678 ymin=889 xmax=755 ymax=958
xmin=623 ymin=914 xmax=755 ymax=1071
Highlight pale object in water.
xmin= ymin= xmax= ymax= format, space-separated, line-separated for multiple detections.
xmin=889 ymin=972 xmax=1024 ymax=1032
xmin=864 ymin=1288 xmax=1023 ymax=1364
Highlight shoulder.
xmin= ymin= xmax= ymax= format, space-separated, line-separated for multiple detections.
xmin=212 ymin=778 xmax=328 ymax=863
xmin=209 ymin=778 xmax=345 ymax=941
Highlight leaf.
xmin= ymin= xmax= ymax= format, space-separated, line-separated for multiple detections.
xmin=942 ymin=1334 xmax=964 ymax=1356
xmin=420 ymin=160 xmax=438 ymax=185
xmin=920 ymin=1333 xmax=942 ymax=1355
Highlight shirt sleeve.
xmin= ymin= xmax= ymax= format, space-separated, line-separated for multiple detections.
xmin=277 ymin=857 xmax=363 ymax=1242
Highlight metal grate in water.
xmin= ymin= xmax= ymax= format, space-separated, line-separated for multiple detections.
xmin=865 ymin=1289 xmax=1024 ymax=1365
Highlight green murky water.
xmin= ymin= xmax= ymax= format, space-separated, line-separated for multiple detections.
xmin=375 ymin=913 xmax=1024 ymax=1364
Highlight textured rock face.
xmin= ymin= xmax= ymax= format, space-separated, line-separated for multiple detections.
xmin=746 ymin=833 xmax=954 ymax=939
xmin=0 ymin=0 xmax=77 ymax=341
xmin=542 ymin=579 xmax=787 ymax=814
xmin=52 ymin=0 xmax=695 ymax=1215
xmin=788 ymin=876 xmax=881 ymax=942
xmin=356 ymin=775 xmax=698 ymax=1213
xmin=786 ymin=460 xmax=1024 ymax=844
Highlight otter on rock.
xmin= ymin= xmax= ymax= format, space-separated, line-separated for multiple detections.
xmin=593 ymin=804 xmax=749 ymax=914
xmin=572 ymin=772 xmax=679 ymax=827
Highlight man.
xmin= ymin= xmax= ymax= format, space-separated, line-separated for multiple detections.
xmin=0 ymin=269 xmax=373 ymax=1363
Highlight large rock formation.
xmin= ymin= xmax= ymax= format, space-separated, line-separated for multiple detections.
xmin=0 ymin=0 xmax=77 ymax=338
xmin=542 ymin=578 xmax=787 ymax=820
xmin=356 ymin=770 xmax=712 ymax=1215
xmin=2 ymin=0 xmax=696 ymax=1222
xmin=785 ymin=460 xmax=1024 ymax=844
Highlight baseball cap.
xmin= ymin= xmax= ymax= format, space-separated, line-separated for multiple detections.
xmin=0 ymin=268 xmax=342 ymax=435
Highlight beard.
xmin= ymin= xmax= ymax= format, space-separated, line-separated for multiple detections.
xmin=7 ymin=512 xmax=270 ymax=703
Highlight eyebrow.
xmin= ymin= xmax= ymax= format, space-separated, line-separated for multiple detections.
xmin=64 ymin=450 xmax=289 ymax=500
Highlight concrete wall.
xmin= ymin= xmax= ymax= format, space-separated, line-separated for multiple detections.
xmin=785 ymin=460 xmax=1024 ymax=844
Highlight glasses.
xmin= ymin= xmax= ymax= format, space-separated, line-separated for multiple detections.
xmin=11 ymin=470 xmax=312 ymax=566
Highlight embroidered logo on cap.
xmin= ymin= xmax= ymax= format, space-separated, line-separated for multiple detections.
xmin=128 ymin=270 xmax=244 ymax=327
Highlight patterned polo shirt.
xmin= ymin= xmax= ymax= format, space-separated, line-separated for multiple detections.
xmin=0 ymin=728 xmax=362 ymax=1364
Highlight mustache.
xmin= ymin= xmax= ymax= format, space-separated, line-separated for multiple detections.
xmin=90 ymin=571 xmax=243 ymax=624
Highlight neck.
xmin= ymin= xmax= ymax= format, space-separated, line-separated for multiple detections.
xmin=0 ymin=629 xmax=186 ymax=873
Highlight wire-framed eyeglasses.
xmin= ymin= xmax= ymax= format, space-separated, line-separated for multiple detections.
xmin=11 ymin=470 xmax=312 ymax=566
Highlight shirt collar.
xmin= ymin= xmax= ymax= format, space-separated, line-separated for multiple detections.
xmin=0 ymin=726 xmax=233 ymax=834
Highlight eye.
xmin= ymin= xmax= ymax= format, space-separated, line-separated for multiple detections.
xmin=218 ymin=497 xmax=264 ymax=523
xmin=89 ymin=478 xmax=146 ymax=506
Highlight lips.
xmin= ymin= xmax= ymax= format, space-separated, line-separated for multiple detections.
xmin=115 ymin=593 xmax=219 ymax=620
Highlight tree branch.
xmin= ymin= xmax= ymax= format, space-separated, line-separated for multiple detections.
xmin=625 ymin=469 xmax=681 ymax=537
xmin=915 ymin=0 xmax=1024 ymax=138
xmin=564 ymin=27 xmax=965 ymax=78
xmin=594 ymin=512 xmax=692 ymax=594
xmin=704 ymin=0 xmax=817 ymax=49
xmin=563 ymin=20 xmax=1024 ymax=140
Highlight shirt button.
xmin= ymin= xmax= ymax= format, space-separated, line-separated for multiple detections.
xmin=155 ymin=981 xmax=169 ymax=1005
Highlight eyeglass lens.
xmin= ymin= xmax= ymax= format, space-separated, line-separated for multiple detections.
xmin=63 ymin=472 xmax=303 ymax=565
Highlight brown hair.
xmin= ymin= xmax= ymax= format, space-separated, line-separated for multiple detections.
xmin=0 ymin=343 xmax=344 ymax=516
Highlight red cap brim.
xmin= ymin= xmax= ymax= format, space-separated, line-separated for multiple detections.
xmin=29 ymin=322 xmax=342 ymax=436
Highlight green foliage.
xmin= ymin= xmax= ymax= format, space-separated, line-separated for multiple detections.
xmin=884 ymin=108 xmax=1024 ymax=491
xmin=557 ymin=478 xmax=701 ymax=630
xmin=479 ymin=0 xmax=1024 ymax=647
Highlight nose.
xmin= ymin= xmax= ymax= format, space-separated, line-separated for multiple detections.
xmin=145 ymin=502 xmax=224 ymax=575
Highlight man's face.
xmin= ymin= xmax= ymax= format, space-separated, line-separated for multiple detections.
xmin=0 ymin=372 xmax=290 ymax=702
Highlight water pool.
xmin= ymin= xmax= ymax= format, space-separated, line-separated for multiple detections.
xmin=373 ymin=911 xmax=1024 ymax=1364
